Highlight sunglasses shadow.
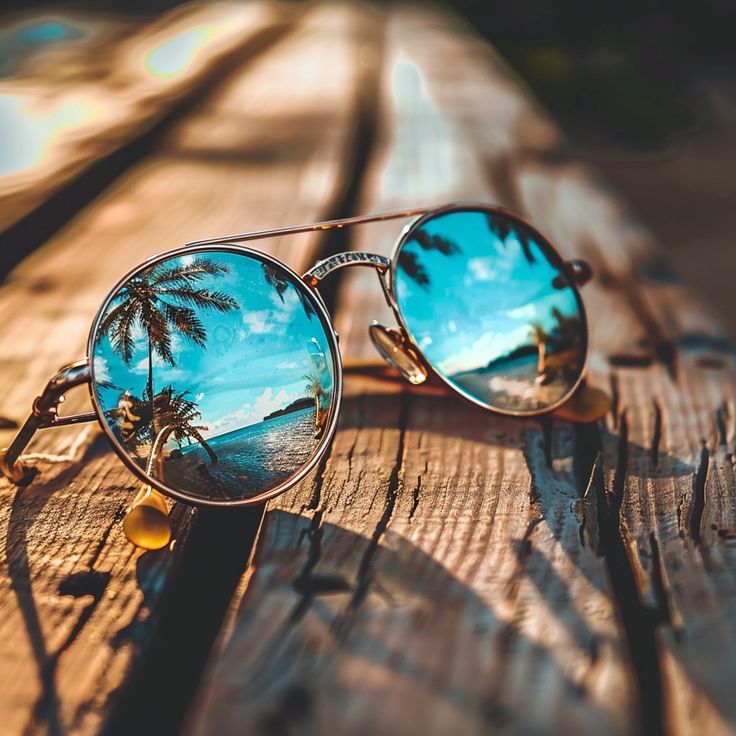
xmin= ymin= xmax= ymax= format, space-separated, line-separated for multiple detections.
xmin=335 ymin=390 xmax=693 ymax=481
xmin=1 ymin=386 xmax=698 ymax=731
xmin=186 ymin=387 xmax=703 ymax=729
xmin=329 ymin=388 xmax=693 ymax=610
xmin=184 ymin=510 xmax=621 ymax=732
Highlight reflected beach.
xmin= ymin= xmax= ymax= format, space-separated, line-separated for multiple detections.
xmin=91 ymin=250 xmax=336 ymax=502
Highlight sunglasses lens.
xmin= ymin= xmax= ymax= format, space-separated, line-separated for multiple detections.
xmin=394 ymin=208 xmax=586 ymax=413
xmin=90 ymin=249 xmax=338 ymax=504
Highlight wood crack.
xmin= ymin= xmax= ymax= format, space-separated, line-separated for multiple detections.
xmin=599 ymin=266 xmax=678 ymax=380
xmin=647 ymin=532 xmax=673 ymax=627
xmin=650 ymin=401 xmax=662 ymax=467
xmin=574 ymin=412 xmax=665 ymax=735
xmin=336 ymin=393 xmax=409 ymax=628
xmin=689 ymin=443 xmax=709 ymax=544
xmin=715 ymin=402 xmax=729 ymax=449
xmin=408 ymin=460 xmax=427 ymax=520
xmin=610 ymin=372 xmax=620 ymax=429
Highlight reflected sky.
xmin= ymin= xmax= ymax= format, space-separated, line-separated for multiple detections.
xmin=395 ymin=210 xmax=585 ymax=410
xmin=93 ymin=252 xmax=335 ymax=441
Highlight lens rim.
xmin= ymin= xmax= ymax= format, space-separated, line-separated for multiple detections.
xmin=86 ymin=244 xmax=342 ymax=507
xmin=387 ymin=202 xmax=589 ymax=417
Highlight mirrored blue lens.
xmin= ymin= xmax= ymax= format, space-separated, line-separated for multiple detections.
xmin=394 ymin=208 xmax=586 ymax=413
xmin=91 ymin=250 xmax=337 ymax=502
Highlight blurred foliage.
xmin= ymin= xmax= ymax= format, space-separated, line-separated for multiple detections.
xmin=455 ymin=0 xmax=736 ymax=149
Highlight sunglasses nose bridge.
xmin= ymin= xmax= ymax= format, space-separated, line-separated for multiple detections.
xmin=302 ymin=252 xmax=391 ymax=287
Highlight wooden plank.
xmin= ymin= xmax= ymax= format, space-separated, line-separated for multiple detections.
xmin=0 ymin=1 xmax=291 ymax=234
xmin=499 ymin=58 xmax=736 ymax=736
xmin=187 ymin=7 xmax=639 ymax=734
xmin=0 ymin=4 xmax=369 ymax=732
xmin=427 ymin=13 xmax=736 ymax=736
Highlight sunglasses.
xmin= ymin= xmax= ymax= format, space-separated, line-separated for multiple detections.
xmin=1 ymin=202 xmax=594 ymax=515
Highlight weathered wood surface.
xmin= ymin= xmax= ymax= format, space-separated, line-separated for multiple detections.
xmin=0 ymin=4 xmax=370 ymax=733
xmin=0 ymin=1 xmax=290 ymax=234
xmin=188 ymin=6 xmax=736 ymax=736
xmin=0 ymin=1 xmax=735 ymax=734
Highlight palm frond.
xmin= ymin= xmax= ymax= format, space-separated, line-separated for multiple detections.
xmin=108 ymin=301 xmax=141 ymax=366
xmin=411 ymin=230 xmax=461 ymax=256
xmin=262 ymin=263 xmax=289 ymax=302
xmin=98 ymin=255 xmax=238 ymax=376
xmin=94 ymin=295 xmax=133 ymax=344
xmin=151 ymin=258 xmax=231 ymax=286
xmin=517 ymin=232 xmax=536 ymax=265
xmin=159 ymin=286 xmax=238 ymax=313
xmin=143 ymin=304 xmax=174 ymax=365
xmin=162 ymin=302 xmax=207 ymax=347
xmin=397 ymin=251 xmax=430 ymax=288
xmin=486 ymin=213 xmax=513 ymax=243
xmin=297 ymin=289 xmax=317 ymax=319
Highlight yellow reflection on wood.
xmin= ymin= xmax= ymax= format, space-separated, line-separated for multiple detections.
xmin=552 ymin=384 xmax=611 ymax=423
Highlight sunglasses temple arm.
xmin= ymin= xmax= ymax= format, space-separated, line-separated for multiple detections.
xmin=1 ymin=359 xmax=94 ymax=484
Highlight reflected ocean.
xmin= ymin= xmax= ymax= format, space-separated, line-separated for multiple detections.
xmin=170 ymin=407 xmax=318 ymax=496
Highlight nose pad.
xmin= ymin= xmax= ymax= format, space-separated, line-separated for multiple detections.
xmin=368 ymin=322 xmax=428 ymax=385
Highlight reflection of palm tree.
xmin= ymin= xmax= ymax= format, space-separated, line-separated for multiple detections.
xmin=529 ymin=321 xmax=549 ymax=374
xmin=549 ymin=307 xmax=581 ymax=345
xmin=117 ymin=386 xmax=217 ymax=465
xmin=412 ymin=230 xmax=461 ymax=257
xmin=397 ymin=251 xmax=430 ymax=287
xmin=155 ymin=386 xmax=218 ymax=465
xmin=398 ymin=230 xmax=462 ymax=288
xmin=486 ymin=213 xmax=536 ymax=265
xmin=304 ymin=369 xmax=327 ymax=430
xmin=96 ymin=257 xmax=238 ymax=435
xmin=262 ymin=263 xmax=316 ymax=318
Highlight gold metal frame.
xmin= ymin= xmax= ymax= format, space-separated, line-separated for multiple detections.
xmin=0 ymin=202 xmax=593 ymax=507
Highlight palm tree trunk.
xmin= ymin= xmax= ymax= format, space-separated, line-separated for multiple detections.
xmin=190 ymin=429 xmax=218 ymax=465
xmin=147 ymin=335 xmax=156 ymax=438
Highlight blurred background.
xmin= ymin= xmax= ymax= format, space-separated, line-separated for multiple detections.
xmin=1 ymin=0 xmax=734 ymax=333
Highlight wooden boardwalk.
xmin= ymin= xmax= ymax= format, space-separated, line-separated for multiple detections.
xmin=0 ymin=3 xmax=734 ymax=734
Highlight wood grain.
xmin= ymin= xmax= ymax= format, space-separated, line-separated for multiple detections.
xmin=0 ymin=5 xmax=369 ymax=732
xmin=3 ymin=2 xmax=735 ymax=733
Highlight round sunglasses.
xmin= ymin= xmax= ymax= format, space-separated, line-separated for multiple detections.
xmin=1 ymin=202 xmax=593 ymax=512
